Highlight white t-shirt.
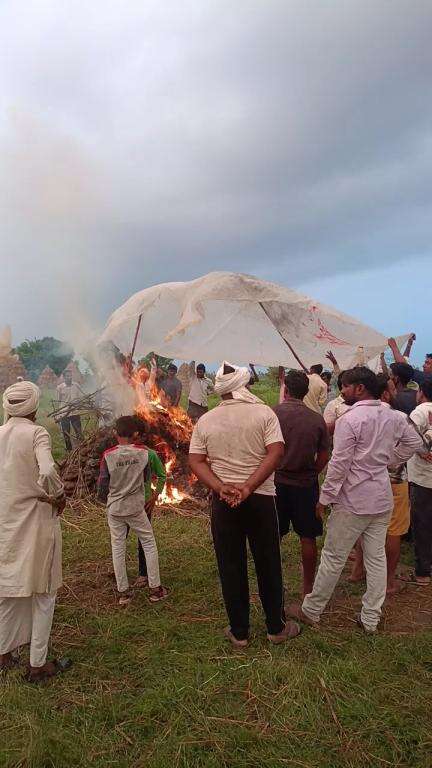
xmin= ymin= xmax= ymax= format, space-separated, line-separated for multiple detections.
xmin=189 ymin=399 xmax=284 ymax=495
xmin=189 ymin=375 xmax=213 ymax=407
xmin=323 ymin=394 xmax=350 ymax=428
xmin=407 ymin=403 xmax=432 ymax=488
xmin=56 ymin=382 xmax=85 ymax=416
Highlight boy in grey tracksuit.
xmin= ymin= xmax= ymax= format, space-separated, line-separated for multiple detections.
xmin=98 ymin=416 xmax=168 ymax=605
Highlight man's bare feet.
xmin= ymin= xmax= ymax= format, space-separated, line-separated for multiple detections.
xmin=268 ymin=620 xmax=301 ymax=644
xmin=386 ymin=579 xmax=406 ymax=597
xmin=224 ymin=627 xmax=248 ymax=648
xmin=287 ymin=602 xmax=319 ymax=627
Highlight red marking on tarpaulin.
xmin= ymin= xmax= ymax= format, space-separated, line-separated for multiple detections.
xmin=309 ymin=306 xmax=350 ymax=346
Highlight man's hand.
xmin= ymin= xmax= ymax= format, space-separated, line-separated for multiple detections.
xmin=325 ymin=351 xmax=337 ymax=365
xmin=316 ymin=502 xmax=326 ymax=520
xmin=387 ymin=337 xmax=397 ymax=349
xmin=219 ymin=483 xmax=242 ymax=506
xmin=231 ymin=483 xmax=253 ymax=505
xmin=409 ymin=333 xmax=416 ymax=341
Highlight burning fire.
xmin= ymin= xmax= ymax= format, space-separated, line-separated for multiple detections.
xmin=130 ymin=366 xmax=194 ymax=505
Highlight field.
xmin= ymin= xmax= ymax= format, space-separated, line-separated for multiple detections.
xmin=1 ymin=383 xmax=432 ymax=768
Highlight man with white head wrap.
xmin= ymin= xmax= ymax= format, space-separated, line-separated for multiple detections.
xmin=0 ymin=381 xmax=69 ymax=681
xmin=189 ymin=363 xmax=301 ymax=647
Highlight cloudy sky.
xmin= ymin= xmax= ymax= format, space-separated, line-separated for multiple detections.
xmin=1 ymin=0 xmax=431 ymax=363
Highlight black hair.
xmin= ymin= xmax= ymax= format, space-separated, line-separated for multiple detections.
xmin=375 ymin=372 xmax=390 ymax=398
xmin=341 ymin=367 xmax=379 ymax=398
xmin=420 ymin=379 xmax=432 ymax=401
xmin=115 ymin=415 xmax=140 ymax=438
xmin=321 ymin=371 xmax=331 ymax=383
xmin=390 ymin=362 xmax=414 ymax=386
xmin=167 ymin=363 xmax=178 ymax=373
xmin=196 ymin=363 xmax=206 ymax=371
xmin=285 ymin=370 xmax=309 ymax=400
xmin=427 ymin=353 xmax=432 ymax=358
xmin=310 ymin=364 xmax=323 ymax=375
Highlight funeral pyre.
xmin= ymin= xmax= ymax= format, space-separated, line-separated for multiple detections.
xmin=58 ymin=369 xmax=207 ymax=510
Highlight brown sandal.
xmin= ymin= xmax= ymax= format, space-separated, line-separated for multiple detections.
xmin=23 ymin=658 xmax=72 ymax=684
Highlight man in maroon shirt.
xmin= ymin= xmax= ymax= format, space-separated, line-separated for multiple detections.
xmin=274 ymin=370 xmax=330 ymax=596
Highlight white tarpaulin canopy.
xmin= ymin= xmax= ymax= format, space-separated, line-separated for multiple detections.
xmin=99 ymin=272 xmax=409 ymax=369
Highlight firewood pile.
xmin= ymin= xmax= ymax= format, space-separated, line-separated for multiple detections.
xmin=58 ymin=410 xmax=209 ymax=512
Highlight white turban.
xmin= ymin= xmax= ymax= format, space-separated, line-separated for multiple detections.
xmin=214 ymin=362 xmax=263 ymax=404
xmin=3 ymin=381 xmax=40 ymax=422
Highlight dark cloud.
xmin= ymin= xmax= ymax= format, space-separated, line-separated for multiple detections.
xmin=1 ymin=0 xmax=431 ymax=345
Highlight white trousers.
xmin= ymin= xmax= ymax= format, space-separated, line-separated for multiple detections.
xmin=108 ymin=510 xmax=161 ymax=591
xmin=302 ymin=508 xmax=391 ymax=630
xmin=0 ymin=592 xmax=57 ymax=667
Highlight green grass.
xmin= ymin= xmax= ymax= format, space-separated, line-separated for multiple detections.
xmin=1 ymin=508 xmax=432 ymax=768
xmin=2 ymin=380 xmax=432 ymax=767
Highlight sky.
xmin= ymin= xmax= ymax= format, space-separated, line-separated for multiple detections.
xmin=1 ymin=0 xmax=431 ymax=366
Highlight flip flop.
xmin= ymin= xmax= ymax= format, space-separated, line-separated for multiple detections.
xmin=398 ymin=571 xmax=431 ymax=586
xmin=23 ymin=658 xmax=73 ymax=684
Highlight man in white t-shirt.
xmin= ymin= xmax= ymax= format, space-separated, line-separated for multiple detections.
xmin=187 ymin=362 xmax=214 ymax=422
xmin=323 ymin=370 xmax=350 ymax=435
xmin=407 ymin=380 xmax=432 ymax=584
xmin=189 ymin=362 xmax=300 ymax=648
xmin=303 ymin=364 xmax=328 ymax=414
xmin=56 ymin=370 xmax=85 ymax=450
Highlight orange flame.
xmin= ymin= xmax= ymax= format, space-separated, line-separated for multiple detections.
xmin=130 ymin=365 xmax=193 ymax=505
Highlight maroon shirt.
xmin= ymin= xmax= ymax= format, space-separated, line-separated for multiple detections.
xmin=274 ymin=399 xmax=329 ymax=487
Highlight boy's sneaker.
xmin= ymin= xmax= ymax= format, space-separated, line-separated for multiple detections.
xmin=134 ymin=576 xmax=149 ymax=588
xmin=355 ymin=614 xmax=377 ymax=634
xmin=118 ymin=590 xmax=133 ymax=606
xmin=148 ymin=586 xmax=169 ymax=603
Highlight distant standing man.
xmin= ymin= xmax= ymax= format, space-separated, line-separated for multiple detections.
xmin=187 ymin=362 xmax=214 ymax=422
xmin=0 ymin=381 xmax=69 ymax=681
xmin=407 ymin=380 xmax=432 ymax=584
xmin=274 ymin=371 xmax=330 ymax=597
xmin=56 ymin=369 xmax=85 ymax=450
xmin=303 ymin=364 xmax=328 ymax=414
xmin=389 ymin=362 xmax=417 ymax=415
xmin=189 ymin=362 xmax=300 ymax=647
xmin=289 ymin=367 xmax=422 ymax=633
xmin=159 ymin=364 xmax=182 ymax=408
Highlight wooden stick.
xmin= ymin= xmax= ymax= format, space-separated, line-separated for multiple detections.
xmin=258 ymin=302 xmax=309 ymax=372
xmin=129 ymin=314 xmax=143 ymax=371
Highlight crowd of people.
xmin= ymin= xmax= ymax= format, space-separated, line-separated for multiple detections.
xmin=0 ymin=338 xmax=431 ymax=680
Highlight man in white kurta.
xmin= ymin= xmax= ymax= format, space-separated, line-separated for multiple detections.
xmin=0 ymin=381 xmax=66 ymax=679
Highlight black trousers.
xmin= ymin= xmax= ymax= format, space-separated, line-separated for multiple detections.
xmin=211 ymin=493 xmax=285 ymax=640
xmin=411 ymin=483 xmax=432 ymax=577
xmin=60 ymin=415 xmax=82 ymax=451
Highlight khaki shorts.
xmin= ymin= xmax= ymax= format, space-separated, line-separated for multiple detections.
xmin=387 ymin=482 xmax=410 ymax=537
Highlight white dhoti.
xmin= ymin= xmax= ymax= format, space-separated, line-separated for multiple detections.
xmin=0 ymin=592 xmax=57 ymax=667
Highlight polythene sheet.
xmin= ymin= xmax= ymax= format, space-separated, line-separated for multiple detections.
xmin=99 ymin=272 xmax=409 ymax=369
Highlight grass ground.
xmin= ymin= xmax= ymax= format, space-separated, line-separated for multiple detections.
xmin=1 ymin=506 xmax=432 ymax=768
xmin=1 ymin=382 xmax=432 ymax=767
